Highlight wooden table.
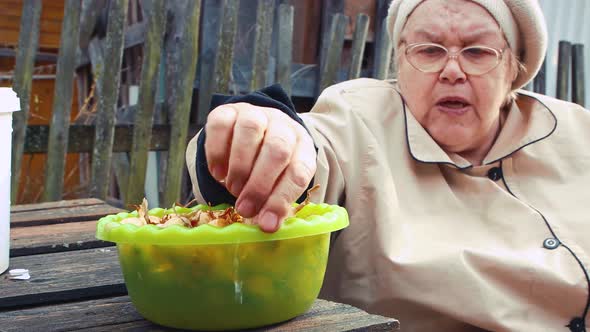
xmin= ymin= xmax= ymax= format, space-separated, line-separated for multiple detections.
xmin=2 ymin=199 xmax=399 ymax=331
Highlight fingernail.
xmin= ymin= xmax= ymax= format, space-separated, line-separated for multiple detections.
xmin=237 ymin=199 xmax=256 ymax=217
xmin=230 ymin=180 xmax=244 ymax=196
xmin=259 ymin=211 xmax=279 ymax=232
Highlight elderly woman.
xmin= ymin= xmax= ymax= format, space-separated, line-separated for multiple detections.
xmin=185 ymin=0 xmax=590 ymax=331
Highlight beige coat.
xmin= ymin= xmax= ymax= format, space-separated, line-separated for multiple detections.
xmin=186 ymin=78 xmax=590 ymax=332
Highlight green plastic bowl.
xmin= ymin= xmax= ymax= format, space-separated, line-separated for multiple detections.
xmin=96 ymin=203 xmax=348 ymax=331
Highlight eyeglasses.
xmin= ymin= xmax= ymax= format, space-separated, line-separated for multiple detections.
xmin=404 ymin=43 xmax=505 ymax=76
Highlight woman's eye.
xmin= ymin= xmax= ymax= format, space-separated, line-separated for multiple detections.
xmin=463 ymin=47 xmax=493 ymax=58
xmin=418 ymin=46 xmax=445 ymax=56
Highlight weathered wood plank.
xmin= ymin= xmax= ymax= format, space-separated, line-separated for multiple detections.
xmin=10 ymin=204 xmax=124 ymax=227
xmin=11 ymin=0 xmax=42 ymax=203
xmin=79 ymin=0 xmax=107 ymax=50
xmin=215 ymin=0 xmax=239 ymax=94
xmin=89 ymin=0 xmax=129 ymax=200
xmin=87 ymin=37 xmax=131 ymax=202
xmin=319 ymin=13 xmax=348 ymax=93
xmin=10 ymin=220 xmax=113 ymax=257
xmin=77 ymin=21 xmax=147 ymax=68
xmin=0 ymin=249 xmax=125 ymax=310
xmin=10 ymin=198 xmax=105 ymax=213
xmin=196 ymin=0 xmax=223 ymax=125
xmin=372 ymin=0 xmax=391 ymax=79
xmin=162 ymin=0 xmax=201 ymax=207
xmin=348 ymin=13 xmax=370 ymax=80
xmin=556 ymin=40 xmax=571 ymax=101
xmin=250 ymin=0 xmax=275 ymax=91
xmin=533 ymin=58 xmax=546 ymax=95
xmin=0 ymin=296 xmax=399 ymax=332
xmin=43 ymin=0 xmax=82 ymax=202
xmin=125 ymin=0 xmax=167 ymax=206
xmin=572 ymin=43 xmax=585 ymax=107
xmin=277 ymin=4 xmax=294 ymax=96
xmin=23 ymin=124 xmax=202 ymax=154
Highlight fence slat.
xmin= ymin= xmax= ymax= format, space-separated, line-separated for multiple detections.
xmin=319 ymin=0 xmax=344 ymax=81
xmin=250 ymin=0 xmax=275 ymax=91
xmin=319 ymin=13 xmax=348 ymax=94
xmin=89 ymin=0 xmax=129 ymax=200
xmin=556 ymin=41 xmax=571 ymax=101
xmin=215 ymin=0 xmax=239 ymax=94
xmin=125 ymin=0 xmax=166 ymax=206
xmin=572 ymin=44 xmax=585 ymax=107
xmin=277 ymin=4 xmax=294 ymax=96
xmin=11 ymin=0 xmax=42 ymax=204
xmin=162 ymin=0 xmax=201 ymax=207
xmin=42 ymin=0 xmax=82 ymax=202
xmin=348 ymin=13 xmax=369 ymax=80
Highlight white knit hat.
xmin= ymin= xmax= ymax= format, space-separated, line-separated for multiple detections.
xmin=387 ymin=0 xmax=548 ymax=90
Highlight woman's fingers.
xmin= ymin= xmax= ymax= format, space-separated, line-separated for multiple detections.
xmin=255 ymin=130 xmax=317 ymax=232
xmin=235 ymin=111 xmax=297 ymax=217
xmin=204 ymin=105 xmax=238 ymax=181
xmin=204 ymin=102 xmax=317 ymax=233
xmin=225 ymin=104 xmax=268 ymax=197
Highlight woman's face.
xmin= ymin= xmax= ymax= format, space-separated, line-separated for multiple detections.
xmin=397 ymin=0 xmax=517 ymax=158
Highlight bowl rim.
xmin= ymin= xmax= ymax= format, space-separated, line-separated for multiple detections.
xmin=95 ymin=202 xmax=349 ymax=245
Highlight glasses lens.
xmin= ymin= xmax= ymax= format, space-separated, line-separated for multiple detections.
xmin=459 ymin=46 xmax=500 ymax=75
xmin=407 ymin=44 xmax=448 ymax=73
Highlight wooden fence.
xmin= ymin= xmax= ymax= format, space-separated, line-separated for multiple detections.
xmin=10 ymin=0 xmax=394 ymax=207
xmin=9 ymin=0 xmax=587 ymax=207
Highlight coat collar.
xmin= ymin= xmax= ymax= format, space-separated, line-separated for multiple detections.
xmin=401 ymin=91 xmax=558 ymax=169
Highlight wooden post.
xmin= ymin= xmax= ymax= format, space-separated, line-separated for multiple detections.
xmin=318 ymin=13 xmax=348 ymax=94
xmin=215 ymin=0 xmax=240 ymax=94
xmin=43 ymin=0 xmax=82 ymax=202
xmin=277 ymin=4 xmax=294 ymax=96
xmin=162 ymin=0 xmax=201 ymax=207
xmin=348 ymin=13 xmax=370 ymax=80
xmin=373 ymin=20 xmax=393 ymax=80
xmin=89 ymin=0 xmax=129 ymax=200
xmin=556 ymin=41 xmax=571 ymax=101
xmin=372 ymin=0 xmax=390 ymax=79
xmin=533 ymin=58 xmax=546 ymax=95
xmin=572 ymin=44 xmax=585 ymax=107
xmin=196 ymin=0 xmax=224 ymax=126
xmin=250 ymin=0 xmax=275 ymax=91
xmin=11 ymin=0 xmax=42 ymax=204
xmin=125 ymin=0 xmax=166 ymax=206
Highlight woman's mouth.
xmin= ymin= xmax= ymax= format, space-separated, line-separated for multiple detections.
xmin=436 ymin=97 xmax=471 ymax=115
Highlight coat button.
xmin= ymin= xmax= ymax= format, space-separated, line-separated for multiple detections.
xmin=543 ymin=238 xmax=560 ymax=250
xmin=567 ymin=317 xmax=585 ymax=332
xmin=487 ymin=167 xmax=503 ymax=181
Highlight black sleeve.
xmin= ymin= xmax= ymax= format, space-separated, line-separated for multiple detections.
xmin=196 ymin=84 xmax=315 ymax=206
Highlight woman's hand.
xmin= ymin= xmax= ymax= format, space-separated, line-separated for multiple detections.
xmin=204 ymin=102 xmax=317 ymax=232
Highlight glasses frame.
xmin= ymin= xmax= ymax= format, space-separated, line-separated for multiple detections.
xmin=404 ymin=42 xmax=506 ymax=76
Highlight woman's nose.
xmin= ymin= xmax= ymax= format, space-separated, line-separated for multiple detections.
xmin=438 ymin=57 xmax=467 ymax=84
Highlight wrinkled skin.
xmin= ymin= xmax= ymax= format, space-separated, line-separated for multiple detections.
xmin=397 ymin=0 xmax=518 ymax=165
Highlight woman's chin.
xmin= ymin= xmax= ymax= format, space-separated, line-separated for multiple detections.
xmin=430 ymin=131 xmax=474 ymax=153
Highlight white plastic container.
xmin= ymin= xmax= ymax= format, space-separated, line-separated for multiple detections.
xmin=0 ymin=88 xmax=20 ymax=274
